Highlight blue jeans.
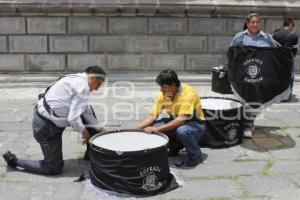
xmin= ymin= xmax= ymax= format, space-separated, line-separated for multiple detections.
xmin=154 ymin=118 xmax=206 ymax=160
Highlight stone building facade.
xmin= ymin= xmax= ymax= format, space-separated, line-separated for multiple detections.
xmin=0 ymin=0 xmax=299 ymax=74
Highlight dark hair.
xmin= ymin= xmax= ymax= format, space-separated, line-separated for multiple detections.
xmin=243 ymin=21 xmax=248 ymax=30
xmin=156 ymin=69 xmax=180 ymax=87
xmin=283 ymin=18 xmax=295 ymax=27
xmin=246 ymin=13 xmax=261 ymax=22
xmin=85 ymin=66 xmax=106 ymax=80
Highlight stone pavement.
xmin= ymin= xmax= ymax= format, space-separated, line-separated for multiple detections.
xmin=0 ymin=81 xmax=300 ymax=200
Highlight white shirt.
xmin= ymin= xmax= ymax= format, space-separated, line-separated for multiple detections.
xmin=37 ymin=73 xmax=102 ymax=133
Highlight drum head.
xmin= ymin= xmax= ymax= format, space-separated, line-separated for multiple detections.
xmin=90 ymin=129 xmax=168 ymax=154
xmin=201 ymin=97 xmax=243 ymax=110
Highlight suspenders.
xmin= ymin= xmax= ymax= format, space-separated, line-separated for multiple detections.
xmin=38 ymin=76 xmax=64 ymax=117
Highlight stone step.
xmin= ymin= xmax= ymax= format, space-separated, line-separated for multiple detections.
xmin=0 ymin=73 xmax=213 ymax=88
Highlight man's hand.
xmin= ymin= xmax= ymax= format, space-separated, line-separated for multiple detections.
xmin=99 ymin=127 xmax=107 ymax=133
xmin=82 ymin=129 xmax=90 ymax=144
xmin=134 ymin=114 xmax=157 ymax=129
xmin=144 ymin=126 xmax=159 ymax=134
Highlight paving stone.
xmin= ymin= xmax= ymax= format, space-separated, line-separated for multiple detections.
xmin=179 ymin=161 xmax=266 ymax=178
xmin=0 ymin=182 xmax=32 ymax=200
xmin=270 ymin=146 xmax=300 ymax=160
xmin=283 ymin=128 xmax=300 ymax=139
xmin=160 ymin=180 xmax=241 ymax=199
xmin=272 ymin=161 xmax=300 ymax=175
xmin=239 ymin=176 xmax=300 ymax=199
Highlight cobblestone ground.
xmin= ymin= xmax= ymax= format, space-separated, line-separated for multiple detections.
xmin=0 ymin=82 xmax=299 ymax=200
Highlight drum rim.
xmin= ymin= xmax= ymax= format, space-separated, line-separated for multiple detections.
xmin=89 ymin=129 xmax=169 ymax=155
xmin=201 ymin=96 xmax=244 ymax=111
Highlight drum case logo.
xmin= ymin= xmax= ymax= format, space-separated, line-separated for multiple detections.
xmin=243 ymin=58 xmax=263 ymax=83
xmin=224 ymin=122 xmax=240 ymax=145
xmin=140 ymin=166 xmax=162 ymax=192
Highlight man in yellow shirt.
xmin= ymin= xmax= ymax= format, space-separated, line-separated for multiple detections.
xmin=135 ymin=69 xmax=206 ymax=167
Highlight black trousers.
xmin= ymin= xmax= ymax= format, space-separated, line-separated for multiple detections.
xmin=15 ymin=107 xmax=98 ymax=175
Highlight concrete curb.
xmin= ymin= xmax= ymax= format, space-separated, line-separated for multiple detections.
xmin=0 ymin=73 xmax=212 ymax=83
xmin=0 ymin=73 xmax=299 ymax=88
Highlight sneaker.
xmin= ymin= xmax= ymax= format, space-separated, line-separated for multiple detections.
xmin=187 ymin=154 xmax=203 ymax=167
xmin=243 ymin=129 xmax=253 ymax=139
xmin=2 ymin=151 xmax=17 ymax=168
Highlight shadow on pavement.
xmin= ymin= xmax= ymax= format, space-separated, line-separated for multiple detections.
xmin=5 ymin=158 xmax=90 ymax=179
xmin=168 ymin=153 xmax=208 ymax=170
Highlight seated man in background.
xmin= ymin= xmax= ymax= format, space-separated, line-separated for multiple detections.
xmin=135 ymin=69 xmax=206 ymax=167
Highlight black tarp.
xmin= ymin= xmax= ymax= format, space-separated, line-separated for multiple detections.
xmin=227 ymin=46 xmax=293 ymax=108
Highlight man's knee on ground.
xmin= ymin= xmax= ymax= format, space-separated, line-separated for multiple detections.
xmin=47 ymin=164 xmax=63 ymax=175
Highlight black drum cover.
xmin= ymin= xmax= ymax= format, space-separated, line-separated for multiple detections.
xmin=211 ymin=65 xmax=233 ymax=94
xmin=89 ymin=130 xmax=179 ymax=196
xmin=199 ymin=97 xmax=243 ymax=148
xmin=227 ymin=46 xmax=293 ymax=107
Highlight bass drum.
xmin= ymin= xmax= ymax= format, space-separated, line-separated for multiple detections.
xmin=89 ymin=129 xmax=179 ymax=196
xmin=199 ymin=97 xmax=244 ymax=148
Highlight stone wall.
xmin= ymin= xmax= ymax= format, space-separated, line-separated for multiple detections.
xmin=0 ymin=1 xmax=299 ymax=73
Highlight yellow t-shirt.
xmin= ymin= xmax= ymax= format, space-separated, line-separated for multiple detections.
xmin=150 ymin=83 xmax=205 ymax=121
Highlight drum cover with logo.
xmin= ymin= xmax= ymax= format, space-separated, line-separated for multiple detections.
xmin=211 ymin=65 xmax=233 ymax=94
xmin=199 ymin=97 xmax=244 ymax=148
xmin=227 ymin=46 xmax=293 ymax=107
xmin=89 ymin=129 xmax=179 ymax=196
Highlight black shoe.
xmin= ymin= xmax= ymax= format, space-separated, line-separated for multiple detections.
xmin=83 ymin=150 xmax=89 ymax=161
xmin=187 ymin=154 xmax=203 ymax=167
xmin=168 ymin=150 xmax=179 ymax=157
xmin=2 ymin=151 xmax=17 ymax=168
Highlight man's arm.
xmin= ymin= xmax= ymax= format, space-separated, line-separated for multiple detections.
xmin=134 ymin=114 xmax=157 ymax=129
xmin=144 ymin=114 xmax=189 ymax=134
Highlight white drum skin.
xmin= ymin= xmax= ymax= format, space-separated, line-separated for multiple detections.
xmin=91 ymin=131 xmax=168 ymax=152
xmin=201 ymin=98 xmax=243 ymax=110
